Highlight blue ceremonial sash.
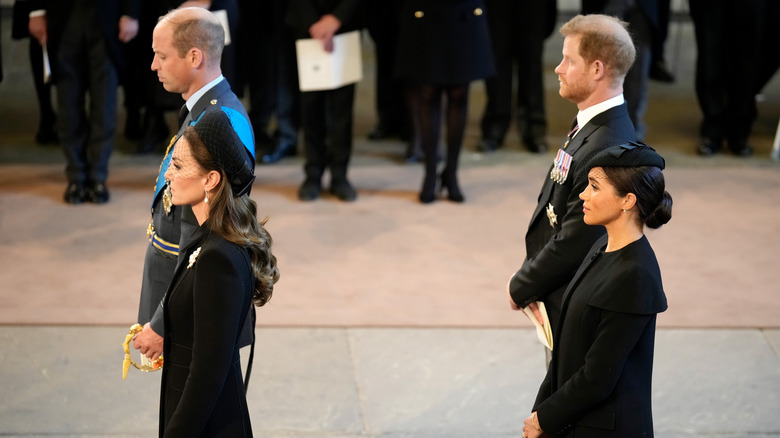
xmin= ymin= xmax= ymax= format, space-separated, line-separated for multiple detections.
xmin=221 ymin=106 xmax=255 ymax=159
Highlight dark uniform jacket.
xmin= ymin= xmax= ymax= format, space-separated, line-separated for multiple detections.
xmin=139 ymin=78 xmax=254 ymax=340
xmin=509 ymin=103 xmax=635 ymax=331
xmin=394 ymin=0 xmax=495 ymax=85
xmin=533 ymin=235 xmax=668 ymax=437
xmin=159 ymin=225 xmax=255 ymax=437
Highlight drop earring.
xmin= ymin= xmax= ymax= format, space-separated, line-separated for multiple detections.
xmin=204 ymin=190 xmax=209 ymax=204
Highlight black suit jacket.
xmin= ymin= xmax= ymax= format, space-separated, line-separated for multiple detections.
xmin=159 ymin=225 xmax=254 ymax=437
xmin=509 ymin=103 xmax=635 ymax=331
xmin=533 ymin=235 xmax=667 ymax=437
xmin=286 ymin=0 xmax=363 ymax=39
xmin=28 ymin=0 xmax=140 ymax=74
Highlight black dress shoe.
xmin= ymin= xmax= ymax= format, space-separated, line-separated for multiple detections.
xmin=86 ymin=182 xmax=110 ymax=204
xmin=477 ymin=137 xmax=500 ymax=152
xmin=330 ymin=178 xmax=357 ymax=202
xmin=64 ymin=182 xmax=85 ymax=204
xmin=696 ymin=138 xmax=720 ymax=156
xmin=298 ymin=178 xmax=321 ymax=201
xmin=261 ymin=141 xmax=297 ymax=164
xmin=729 ymin=142 xmax=753 ymax=157
xmin=525 ymin=137 xmax=548 ymax=154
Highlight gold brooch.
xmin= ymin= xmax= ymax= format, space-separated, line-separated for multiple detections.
xmin=187 ymin=247 xmax=202 ymax=269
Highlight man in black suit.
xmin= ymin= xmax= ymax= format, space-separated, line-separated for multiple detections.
xmin=286 ymin=0 xmax=363 ymax=202
xmin=477 ymin=0 xmax=557 ymax=154
xmin=28 ymin=0 xmax=140 ymax=204
xmin=507 ymin=15 xmax=637 ymax=351
xmin=132 ymin=7 xmax=255 ymax=361
xmin=239 ymin=0 xmax=302 ymax=164
xmin=689 ymin=0 xmax=766 ymax=157
xmin=12 ymin=0 xmax=58 ymax=144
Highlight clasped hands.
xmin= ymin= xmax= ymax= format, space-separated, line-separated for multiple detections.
xmin=133 ymin=322 xmax=164 ymax=361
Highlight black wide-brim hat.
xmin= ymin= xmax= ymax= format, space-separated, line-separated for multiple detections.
xmin=192 ymin=107 xmax=255 ymax=196
xmin=585 ymin=141 xmax=666 ymax=172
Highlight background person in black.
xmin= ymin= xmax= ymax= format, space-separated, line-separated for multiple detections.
xmin=476 ymin=0 xmax=557 ymax=154
xmin=239 ymin=0 xmax=302 ymax=165
xmin=394 ymin=0 xmax=495 ymax=204
xmin=27 ymin=0 xmax=140 ymax=204
xmin=689 ymin=0 xmax=766 ymax=157
xmin=159 ymin=109 xmax=279 ymax=437
xmin=11 ymin=0 xmax=58 ymax=145
xmin=507 ymin=14 xmax=637 ymax=350
xmin=522 ymin=143 xmax=670 ymax=437
xmin=286 ymin=0 xmax=363 ymax=202
xmin=365 ymin=1 xmax=410 ymax=148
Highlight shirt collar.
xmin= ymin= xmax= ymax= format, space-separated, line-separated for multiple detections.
xmin=185 ymin=75 xmax=225 ymax=111
xmin=573 ymin=94 xmax=625 ymax=138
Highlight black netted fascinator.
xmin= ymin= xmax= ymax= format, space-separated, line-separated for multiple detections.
xmin=192 ymin=108 xmax=255 ymax=196
xmin=585 ymin=141 xmax=665 ymax=171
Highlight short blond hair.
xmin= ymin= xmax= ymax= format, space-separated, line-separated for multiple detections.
xmin=560 ymin=14 xmax=636 ymax=85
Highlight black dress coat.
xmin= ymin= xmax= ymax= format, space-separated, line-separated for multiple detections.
xmin=159 ymin=225 xmax=255 ymax=437
xmin=533 ymin=235 xmax=668 ymax=437
xmin=394 ymin=0 xmax=495 ymax=85
xmin=509 ymin=103 xmax=636 ymax=331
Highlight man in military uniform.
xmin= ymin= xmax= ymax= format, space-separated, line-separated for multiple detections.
xmin=133 ymin=7 xmax=255 ymax=360
xmin=507 ymin=15 xmax=637 ymax=353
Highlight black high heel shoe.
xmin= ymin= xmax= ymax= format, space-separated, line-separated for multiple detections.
xmin=419 ymin=171 xmax=437 ymax=204
xmin=440 ymin=169 xmax=464 ymax=203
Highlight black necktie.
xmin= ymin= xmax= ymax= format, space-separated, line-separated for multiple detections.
xmin=178 ymin=104 xmax=189 ymax=127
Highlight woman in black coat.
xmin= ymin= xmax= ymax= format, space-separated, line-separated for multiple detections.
xmin=522 ymin=142 xmax=671 ymax=438
xmin=395 ymin=0 xmax=495 ymax=203
xmin=159 ymin=108 xmax=280 ymax=437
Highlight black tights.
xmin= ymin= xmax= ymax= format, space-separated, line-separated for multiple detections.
xmin=406 ymin=83 xmax=469 ymax=200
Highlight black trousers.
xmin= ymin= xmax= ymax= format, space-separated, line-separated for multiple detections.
xmin=300 ymin=84 xmax=356 ymax=181
xmin=55 ymin=3 xmax=118 ymax=184
xmin=241 ymin=0 xmax=300 ymax=146
xmin=367 ymin=1 xmax=407 ymax=132
xmin=689 ymin=0 xmax=765 ymax=145
xmin=480 ymin=0 xmax=548 ymax=144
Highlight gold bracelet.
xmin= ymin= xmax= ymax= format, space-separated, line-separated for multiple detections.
xmin=532 ymin=411 xmax=541 ymax=432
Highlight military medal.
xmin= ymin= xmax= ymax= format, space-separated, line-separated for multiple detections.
xmin=163 ymin=185 xmax=173 ymax=215
xmin=550 ymin=149 xmax=573 ymax=184
xmin=546 ymin=203 xmax=558 ymax=228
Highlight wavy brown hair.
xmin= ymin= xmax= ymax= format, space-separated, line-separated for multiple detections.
xmin=184 ymin=127 xmax=279 ymax=306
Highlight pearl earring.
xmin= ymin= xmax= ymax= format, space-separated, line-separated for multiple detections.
xmin=204 ymin=190 xmax=209 ymax=204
